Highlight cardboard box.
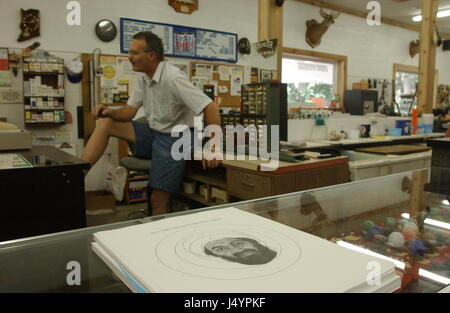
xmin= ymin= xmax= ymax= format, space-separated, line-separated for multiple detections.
xmin=212 ymin=187 xmax=227 ymax=203
xmin=352 ymin=82 xmax=369 ymax=90
xmin=85 ymin=190 xmax=115 ymax=212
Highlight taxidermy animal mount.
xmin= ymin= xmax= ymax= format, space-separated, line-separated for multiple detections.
xmin=305 ymin=8 xmax=340 ymax=48
xmin=409 ymin=40 xmax=420 ymax=58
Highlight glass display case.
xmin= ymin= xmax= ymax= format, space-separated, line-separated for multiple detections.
xmin=0 ymin=168 xmax=448 ymax=293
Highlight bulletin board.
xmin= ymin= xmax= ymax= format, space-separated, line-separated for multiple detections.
xmin=190 ymin=61 xmax=244 ymax=108
xmin=98 ymin=54 xmax=136 ymax=106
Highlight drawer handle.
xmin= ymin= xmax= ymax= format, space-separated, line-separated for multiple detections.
xmin=242 ymin=182 xmax=255 ymax=188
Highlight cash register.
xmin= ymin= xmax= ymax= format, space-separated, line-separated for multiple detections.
xmin=0 ymin=122 xmax=32 ymax=151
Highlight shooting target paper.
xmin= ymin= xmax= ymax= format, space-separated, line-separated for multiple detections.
xmin=93 ymin=207 xmax=398 ymax=293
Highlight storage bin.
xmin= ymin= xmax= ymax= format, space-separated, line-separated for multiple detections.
xmin=388 ymin=128 xmax=402 ymax=136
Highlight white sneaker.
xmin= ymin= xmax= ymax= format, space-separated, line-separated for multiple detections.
xmin=106 ymin=166 xmax=127 ymax=202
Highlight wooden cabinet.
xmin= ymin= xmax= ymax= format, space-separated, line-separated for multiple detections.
xmin=227 ymin=169 xmax=271 ymax=199
xmin=226 ymin=163 xmax=349 ymax=200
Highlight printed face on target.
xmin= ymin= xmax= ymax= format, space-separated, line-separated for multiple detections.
xmin=204 ymin=237 xmax=277 ymax=265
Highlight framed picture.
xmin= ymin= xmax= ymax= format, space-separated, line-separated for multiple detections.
xmin=260 ymin=69 xmax=272 ymax=82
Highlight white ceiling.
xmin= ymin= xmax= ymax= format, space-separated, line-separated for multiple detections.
xmin=318 ymin=0 xmax=450 ymax=34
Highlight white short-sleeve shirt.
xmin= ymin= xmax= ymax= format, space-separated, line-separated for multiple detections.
xmin=128 ymin=61 xmax=212 ymax=133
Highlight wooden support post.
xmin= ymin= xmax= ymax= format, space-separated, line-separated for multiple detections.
xmin=268 ymin=0 xmax=283 ymax=80
xmin=258 ymin=0 xmax=270 ymax=42
xmin=418 ymin=0 xmax=439 ymax=114
xmin=258 ymin=0 xmax=284 ymax=79
xmin=409 ymin=169 xmax=429 ymax=219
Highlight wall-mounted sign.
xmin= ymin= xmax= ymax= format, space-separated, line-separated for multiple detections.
xmin=120 ymin=18 xmax=237 ymax=63
xmin=168 ymin=0 xmax=199 ymax=14
xmin=255 ymin=39 xmax=277 ymax=58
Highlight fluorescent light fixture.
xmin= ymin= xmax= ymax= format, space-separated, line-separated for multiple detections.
xmin=336 ymin=240 xmax=450 ymax=286
xmin=401 ymin=213 xmax=450 ymax=230
xmin=412 ymin=9 xmax=450 ymax=22
xmin=336 ymin=240 xmax=405 ymax=269
xmin=419 ymin=269 xmax=450 ymax=285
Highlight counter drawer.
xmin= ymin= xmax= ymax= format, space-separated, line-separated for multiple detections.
xmin=227 ymin=169 xmax=271 ymax=199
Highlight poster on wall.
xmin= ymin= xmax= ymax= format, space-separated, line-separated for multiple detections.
xmin=195 ymin=29 xmax=236 ymax=62
xmin=173 ymin=27 xmax=196 ymax=57
xmin=121 ymin=18 xmax=174 ymax=55
xmin=120 ymin=18 xmax=237 ymax=63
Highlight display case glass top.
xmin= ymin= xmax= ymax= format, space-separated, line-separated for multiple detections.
xmin=0 ymin=168 xmax=448 ymax=293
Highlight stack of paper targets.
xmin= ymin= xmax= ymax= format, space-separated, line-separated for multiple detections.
xmin=92 ymin=207 xmax=400 ymax=293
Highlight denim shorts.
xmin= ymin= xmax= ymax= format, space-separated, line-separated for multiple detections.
xmin=130 ymin=121 xmax=194 ymax=193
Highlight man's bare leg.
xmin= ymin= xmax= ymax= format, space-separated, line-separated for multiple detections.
xmin=150 ymin=188 xmax=171 ymax=216
xmin=82 ymin=118 xmax=136 ymax=169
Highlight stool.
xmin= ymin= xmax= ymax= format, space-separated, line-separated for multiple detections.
xmin=119 ymin=156 xmax=152 ymax=216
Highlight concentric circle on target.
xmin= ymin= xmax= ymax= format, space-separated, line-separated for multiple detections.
xmin=155 ymin=224 xmax=302 ymax=280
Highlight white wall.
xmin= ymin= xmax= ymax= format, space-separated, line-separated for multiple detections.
xmin=0 ymin=0 xmax=274 ymax=68
xmin=284 ymin=1 xmax=450 ymax=85
xmin=0 ymin=0 xmax=274 ymax=190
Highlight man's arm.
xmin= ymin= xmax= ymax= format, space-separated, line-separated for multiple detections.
xmin=202 ymin=102 xmax=222 ymax=169
xmin=203 ymin=102 xmax=221 ymax=128
xmin=93 ymin=104 xmax=138 ymax=122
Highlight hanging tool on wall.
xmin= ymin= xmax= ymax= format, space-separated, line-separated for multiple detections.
xmin=89 ymin=48 xmax=102 ymax=112
xmin=378 ymin=79 xmax=389 ymax=115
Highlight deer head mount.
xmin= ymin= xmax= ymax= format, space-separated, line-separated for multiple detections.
xmin=409 ymin=40 xmax=420 ymax=58
xmin=409 ymin=26 xmax=442 ymax=58
xmin=305 ymin=8 xmax=340 ymax=48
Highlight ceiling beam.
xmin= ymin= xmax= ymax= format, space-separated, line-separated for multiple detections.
xmin=292 ymin=0 xmax=450 ymax=40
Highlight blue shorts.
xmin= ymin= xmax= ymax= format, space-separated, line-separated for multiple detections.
xmin=130 ymin=121 xmax=194 ymax=193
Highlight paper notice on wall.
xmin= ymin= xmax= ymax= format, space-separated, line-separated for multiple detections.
xmin=169 ymin=60 xmax=189 ymax=77
xmin=210 ymin=80 xmax=219 ymax=96
xmin=118 ymin=81 xmax=129 ymax=93
xmin=100 ymin=55 xmax=116 ymax=65
xmin=0 ymin=48 xmax=9 ymax=71
xmin=191 ymin=76 xmax=209 ymax=91
xmin=0 ymin=71 xmax=12 ymax=87
xmin=218 ymin=85 xmax=228 ymax=94
xmin=230 ymin=67 xmax=243 ymax=96
xmin=0 ymin=89 xmax=21 ymax=104
xmin=194 ymin=64 xmax=213 ymax=80
xmin=117 ymin=57 xmax=135 ymax=76
xmin=244 ymin=65 xmax=251 ymax=85
xmin=100 ymin=64 xmax=118 ymax=89
xmin=219 ymin=66 xmax=230 ymax=81
xmin=101 ymin=76 xmax=118 ymax=89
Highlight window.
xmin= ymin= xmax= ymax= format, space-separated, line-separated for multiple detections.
xmin=393 ymin=64 xmax=419 ymax=116
xmin=281 ymin=48 xmax=347 ymax=112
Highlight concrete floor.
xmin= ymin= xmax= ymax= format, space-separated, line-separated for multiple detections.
xmin=86 ymin=202 xmax=149 ymax=227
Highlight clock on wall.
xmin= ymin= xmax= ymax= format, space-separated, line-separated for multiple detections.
xmin=169 ymin=0 xmax=198 ymax=14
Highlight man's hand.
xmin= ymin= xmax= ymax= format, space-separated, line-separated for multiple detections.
xmin=202 ymin=155 xmax=222 ymax=170
xmin=202 ymin=139 xmax=222 ymax=170
xmin=92 ymin=104 xmax=114 ymax=120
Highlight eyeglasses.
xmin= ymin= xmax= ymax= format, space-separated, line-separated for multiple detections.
xmin=128 ymin=49 xmax=151 ymax=56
